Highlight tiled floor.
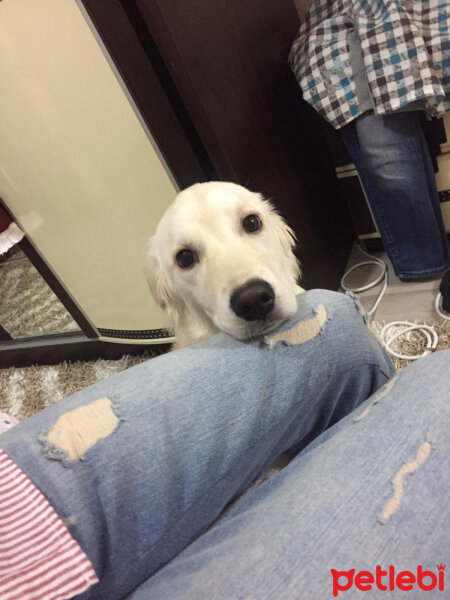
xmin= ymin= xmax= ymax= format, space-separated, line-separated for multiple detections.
xmin=341 ymin=243 xmax=445 ymax=322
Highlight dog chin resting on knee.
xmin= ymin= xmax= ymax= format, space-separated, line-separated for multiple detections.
xmin=146 ymin=181 xmax=303 ymax=349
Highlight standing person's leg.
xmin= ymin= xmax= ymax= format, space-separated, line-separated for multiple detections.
xmin=340 ymin=111 xmax=449 ymax=279
xmin=0 ymin=290 xmax=394 ymax=600
xmin=132 ymin=349 xmax=450 ymax=600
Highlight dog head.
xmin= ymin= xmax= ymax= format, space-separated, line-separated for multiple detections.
xmin=147 ymin=181 xmax=301 ymax=347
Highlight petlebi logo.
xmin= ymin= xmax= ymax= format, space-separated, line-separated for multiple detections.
xmin=330 ymin=564 xmax=446 ymax=597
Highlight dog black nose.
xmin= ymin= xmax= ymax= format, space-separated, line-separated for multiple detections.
xmin=230 ymin=279 xmax=275 ymax=321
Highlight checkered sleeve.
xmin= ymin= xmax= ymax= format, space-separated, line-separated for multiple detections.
xmin=356 ymin=0 xmax=447 ymax=117
xmin=289 ymin=0 xmax=450 ymax=129
xmin=289 ymin=0 xmax=361 ymax=128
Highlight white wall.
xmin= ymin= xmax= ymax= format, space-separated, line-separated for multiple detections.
xmin=0 ymin=0 xmax=178 ymax=341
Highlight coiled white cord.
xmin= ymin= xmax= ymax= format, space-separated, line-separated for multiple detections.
xmin=435 ymin=292 xmax=450 ymax=321
xmin=341 ymin=244 xmax=447 ymax=361
xmin=379 ymin=321 xmax=438 ymax=361
xmin=340 ymin=245 xmax=388 ymax=318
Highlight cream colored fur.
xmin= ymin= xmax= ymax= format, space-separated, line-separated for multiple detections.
xmin=146 ymin=182 xmax=303 ymax=348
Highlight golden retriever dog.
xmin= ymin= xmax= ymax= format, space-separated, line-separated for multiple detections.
xmin=146 ymin=181 xmax=303 ymax=348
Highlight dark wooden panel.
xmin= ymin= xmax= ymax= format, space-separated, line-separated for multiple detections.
xmin=132 ymin=0 xmax=355 ymax=289
xmin=318 ymin=118 xmax=353 ymax=168
xmin=338 ymin=176 xmax=377 ymax=235
xmin=80 ymin=0 xmax=213 ymax=188
xmin=0 ymin=326 xmax=12 ymax=342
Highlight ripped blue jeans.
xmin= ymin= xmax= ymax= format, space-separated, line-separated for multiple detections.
xmin=3 ymin=289 xmax=448 ymax=599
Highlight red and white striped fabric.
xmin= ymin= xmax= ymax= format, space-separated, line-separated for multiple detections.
xmin=0 ymin=449 xmax=98 ymax=600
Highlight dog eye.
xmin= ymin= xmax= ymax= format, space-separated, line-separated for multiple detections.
xmin=176 ymin=249 xmax=196 ymax=268
xmin=242 ymin=214 xmax=261 ymax=233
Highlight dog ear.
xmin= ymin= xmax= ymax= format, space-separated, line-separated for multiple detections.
xmin=146 ymin=236 xmax=218 ymax=345
xmin=146 ymin=237 xmax=177 ymax=311
xmin=269 ymin=207 xmax=301 ymax=283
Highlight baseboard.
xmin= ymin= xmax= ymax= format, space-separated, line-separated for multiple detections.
xmin=0 ymin=332 xmax=170 ymax=368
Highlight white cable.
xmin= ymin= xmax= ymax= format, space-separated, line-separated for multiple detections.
xmin=340 ymin=244 xmax=388 ymax=318
xmin=435 ymin=292 xmax=450 ymax=320
xmin=380 ymin=321 xmax=438 ymax=361
xmin=340 ymin=244 xmax=442 ymax=361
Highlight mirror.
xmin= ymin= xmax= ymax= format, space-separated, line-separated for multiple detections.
xmin=0 ymin=249 xmax=79 ymax=340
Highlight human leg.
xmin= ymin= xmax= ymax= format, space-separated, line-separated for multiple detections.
xmin=0 ymin=290 xmax=394 ymax=599
xmin=340 ymin=111 xmax=449 ymax=278
xmin=131 ymin=349 xmax=450 ymax=599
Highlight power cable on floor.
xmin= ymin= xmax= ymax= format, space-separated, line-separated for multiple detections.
xmin=340 ymin=244 xmax=449 ymax=361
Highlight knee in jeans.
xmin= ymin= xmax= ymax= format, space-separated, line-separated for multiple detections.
xmin=266 ymin=289 xmax=370 ymax=348
xmin=302 ymin=289 xmax=368 ymax=324
xmin=265 ymin=301 xmax=328 ymax=347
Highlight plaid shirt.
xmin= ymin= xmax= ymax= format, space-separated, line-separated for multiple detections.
xmin=289 ymin=1 xmax=450 ymax=129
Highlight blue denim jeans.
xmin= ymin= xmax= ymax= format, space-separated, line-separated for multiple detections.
xmin=340 ymin=111 xmax=449 ymax=279
xmin=132 ymin=348 xmax=450 ymax=600
xmin=3 ymin=290 xmax=449 ymax=599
